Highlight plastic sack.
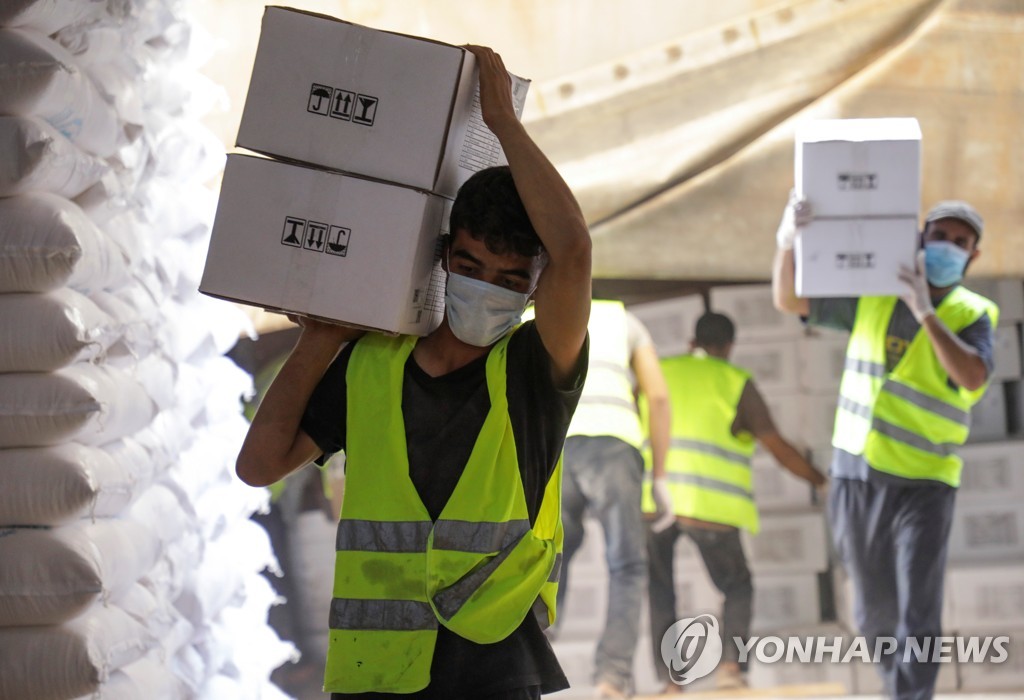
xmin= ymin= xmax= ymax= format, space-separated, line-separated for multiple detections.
xmin=0 ymin=115 xmax=109 ymax=198
xmin=0 ymin=193 xmax=129 ymax=293
xmin=70 ymin=655 xmax=189 ymax=700
xmin=0 ymin=518 xmax=160 ymax=626
xmin=0 ymin=288 xmax=121 ymax=372
xmin=0 ymin=602 xmax=157 ymax=700
xmin=0 ymin=362 xmax=157 ymax=448
xmin=0 ymin=443 xmax=140 ymax=525
xmin=0 ymin=0 xmax=107 ymax=35
xmin=0 ymin=27 xmax=123 ymax=156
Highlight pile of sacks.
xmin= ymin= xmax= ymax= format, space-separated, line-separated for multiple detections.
xmin=0 ymin=1 xmax=296 ymax=698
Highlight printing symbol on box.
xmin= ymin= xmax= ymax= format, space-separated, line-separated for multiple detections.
xmin=835 ymin=252 xmax=876 ymax=270
xmin=352 ymin=94 xmax=379 ymax=126
xmin=282 ymin=217 xmax=305 ymax=247
xmin=330 ymin=89 xmax=355 ymax=121
xmin=837 ymin=173 xmax=877 ymax=190
xmin=326 ymin=225 xmax=351 ymax=257
xmin=304 ymin=221 xmax=328 ymax=252
xmin=308 ymin=84 xmax=333 ymax=115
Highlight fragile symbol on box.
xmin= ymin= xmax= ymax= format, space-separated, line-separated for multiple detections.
xmin=835 ymin=252 xmax=875 ymax=270
xmin=837 ymin=172 xmax=877 ymax=190
xmin=307 ymin=83 xmax=379 ymax=126
xmin=282 ymin=216 xmax=352 ymax=257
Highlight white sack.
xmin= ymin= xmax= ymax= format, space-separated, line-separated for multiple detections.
xmin=0 ymin=288 xmax=121 ymax=371
xmin=0 ymin=602 xmax=156 ymax=700
xmin=0 ymin=0 xmax=107 ymax=35
xmin=0 ymin=27 xmax=123 ymax=156
xmin=0 ymin=518 xmax=160 ymax=626
xmin=0 ymin=362 xmax=157 ymax=448
xmin=0 ymin=443 xmax=139 ymax=525
xmin=0 ymin=193 xmax=129 ymax=293
xmin=70 ymin=655 xmax=189 ymax=700
xmin=0 ymin=115 xmax=109 ymax=198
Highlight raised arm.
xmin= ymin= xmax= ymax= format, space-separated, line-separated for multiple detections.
xmin=772 ymin=190 xmax=811 ymax=316
xmin=466 ymin=45 xmax=592 ymax=385
xmin=236 ymin=320 xmax=364 ymax=487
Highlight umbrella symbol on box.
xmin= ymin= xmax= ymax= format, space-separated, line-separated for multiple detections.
xmin=308 ymin=84 xmax=332 ymax=115
xmin=327 ymin=225 xmax=351 ymax=257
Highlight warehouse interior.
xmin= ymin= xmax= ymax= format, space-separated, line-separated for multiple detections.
xmin=0 ymin=0 xmax=1021 ymax=699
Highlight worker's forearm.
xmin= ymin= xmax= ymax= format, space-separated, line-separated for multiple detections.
xmin=647 ymin=397 xmax=672 ymax=479
xmin=921 ymin=313 xmax=989 ymax=391
xmin=772 ymin=247 xmax=809 ymax=316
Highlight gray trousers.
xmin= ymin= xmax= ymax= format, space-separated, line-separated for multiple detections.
xmin=557 ymin=435 xmax=648 ymax=692
xmin=829 ymin=477 xmax=956 ymax=700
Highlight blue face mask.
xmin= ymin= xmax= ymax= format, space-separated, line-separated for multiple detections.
xmin=923 ymin=241 xmax=970 ymax=288
xmin=444 ymin=272 xmax=532 ymax=347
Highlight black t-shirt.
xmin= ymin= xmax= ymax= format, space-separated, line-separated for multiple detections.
xmin=301 ymin=321 xmax=587 ymax=698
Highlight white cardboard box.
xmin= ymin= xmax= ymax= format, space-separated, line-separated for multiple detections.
xmin=799 ymin=331 xmax=850 ymax=392
xmin=794 ymin=216 xmax=919 ymax=298
xmin=627 ymin=294 xmax=706 ymax=358
xmin=750 ymin=572 xmax=821 ymax=632
xmin=745 ymin=510 xmax=829 ymax=574
xmin=967 ymin=381 xmax=1009 ymax=441
xmin=237 ymin=7 xmax=530 ymax=198
xmin=957 ymin=440 xmax=1024 ymax=501
xmin=992 ymin=323 xmax=1023 ymax=381
xmin=200 ymin=154 xmax=447 ymax=335
xmin=795 ymin=117 xmax=921 ymax=218
xmin=948 ymin=497 xmax=1024 ymax=564
xmin=946 ymin=562 xmax=1024 ymax=632
xmin=752 ymin=454 xmax=814 ymax=511
xmin=799 ymin=391 xmax=840 ymax=451
xmin=965 ymin=277 xmax=1024 ymax=323
xmin=730 ymin=339 xmax=802 ymax=394
xmin=708 ymin=284 xmax=804 ymax=342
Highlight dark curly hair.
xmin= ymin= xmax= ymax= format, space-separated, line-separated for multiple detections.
xmin=448 ymin=166 xmax=544 ymax=258
xmin=695 ymin=312 xmax=736 ymax=348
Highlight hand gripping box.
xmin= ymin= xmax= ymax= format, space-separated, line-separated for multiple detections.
xmin=237 ymin=6 xmax=530 ymax=198
xmin=200 ymin=154 xmax=448 ymax=336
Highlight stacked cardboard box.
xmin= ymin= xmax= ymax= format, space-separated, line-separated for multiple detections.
xmin=200 ymin=7 xmax=529 ymax=334
xmin=794 ymin=118 xmax=921 ymax=298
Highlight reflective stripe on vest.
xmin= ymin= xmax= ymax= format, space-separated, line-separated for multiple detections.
xmin=832 ymin=289 xmax=999 ymax=486
xmin=567 ymin=300 xmax=644 ymax=449
xmin=642 ymin=353 xmax=758 ymax=533
xmin=325 ymin=329 xmax=563 ymax=694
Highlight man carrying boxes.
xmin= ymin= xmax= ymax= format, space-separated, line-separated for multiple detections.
xmin=772 ymin=117 xmax=998 ymax=700
xmin=229 ymin=20 xmax=592 ymax=700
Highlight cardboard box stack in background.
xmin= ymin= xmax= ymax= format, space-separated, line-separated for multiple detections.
xmin=200 ymin=6 xmax=529 ymax=334
xmin=793 ymin=118 xmax=921 ymax=298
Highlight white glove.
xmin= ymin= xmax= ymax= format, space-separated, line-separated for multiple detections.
xmin=775 ymin=190 xmax=813 ymax=250
xmin=650 ymin=478 xmax=676 ymax=533
xmin=898 ymin=249 xmax=935 ymax=323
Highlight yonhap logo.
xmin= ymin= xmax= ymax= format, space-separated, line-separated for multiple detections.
xmin=660 ymin=614 xmax=723 ymax=685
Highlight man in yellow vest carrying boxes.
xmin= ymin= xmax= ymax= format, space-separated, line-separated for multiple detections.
xmin=644 ymin=311 xmax=826 ymax=691
xmin=554 ymin=299 xmax=672 ymax=699
xmin=235 ymin=46 xmax=592 ymax=699
xmin=772 ymin=197 xmax=998 ymax=699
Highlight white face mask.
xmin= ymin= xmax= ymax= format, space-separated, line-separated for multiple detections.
xmin=444 ymin=271 xmax=532 ymax=347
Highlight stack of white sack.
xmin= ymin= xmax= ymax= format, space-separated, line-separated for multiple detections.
xmin=0 ymin=2 xmax=296 ymax=699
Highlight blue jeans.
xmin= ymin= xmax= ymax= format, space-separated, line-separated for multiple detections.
xmin=557 ymin=436 xmax=648 ymax=692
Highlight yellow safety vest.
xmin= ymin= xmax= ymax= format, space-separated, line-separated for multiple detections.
xmin=325 ymin=330 xmax=563 ymax=693
xmin=566 ymin=300 xmax=644 ymax=450
xmin=832 ymin=287 xmax=998 ymax=486
xmin=642 ymin=354 xmax=758 ymax=533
